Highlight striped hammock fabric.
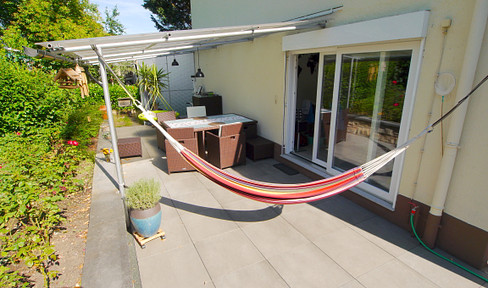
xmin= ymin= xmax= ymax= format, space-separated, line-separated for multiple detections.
xmin=94 ymin=48 xmax=487 ymax=205
xmin=144 ymin=110 xmax=423 ymax=205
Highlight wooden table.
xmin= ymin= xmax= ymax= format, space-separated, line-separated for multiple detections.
xmin=162 ymin=114 xmax=257 ymax=157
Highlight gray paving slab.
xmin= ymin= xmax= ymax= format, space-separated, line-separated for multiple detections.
xmin=313 ymin=226 xmax=395 ymax=278
xmin=356 ymin=259 xmax=439 ymax=288
xmin=83 ymin=123 xmax=488 ymax=288
xmin=195 ymin=229 xmax=265 ymax=279
xmin=268 ymin=242 xmax=354 ymax=288
xmin=213 ymin=260 xmax=289 ymax=288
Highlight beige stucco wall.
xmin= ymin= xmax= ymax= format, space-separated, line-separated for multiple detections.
xmin=191 ymin=0 xmax=488 ymax=231
xmin=193 ymin=34 xmax=286 ymax=142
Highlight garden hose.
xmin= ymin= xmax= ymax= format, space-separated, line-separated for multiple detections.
xmin=409 ymin=206 xmax=488 ymax=283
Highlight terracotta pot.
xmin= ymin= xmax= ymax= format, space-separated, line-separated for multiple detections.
xmin=99 ymin=105 xmax=108 ymax=120
xmin=129 ymin=204 xmax=161 ymax=238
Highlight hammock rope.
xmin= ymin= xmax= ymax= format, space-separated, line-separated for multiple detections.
xmin=92 ymin=46 xmax=488 ymax=204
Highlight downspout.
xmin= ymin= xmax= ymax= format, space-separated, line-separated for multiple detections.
xmin=422 ymin=0 xmax=488 ymax=247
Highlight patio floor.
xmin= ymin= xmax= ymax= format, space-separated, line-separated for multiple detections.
xmin=83 ymin=122 xmax=488 ymax=288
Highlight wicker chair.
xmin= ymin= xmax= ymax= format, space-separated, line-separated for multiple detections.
xmin=205 ymin=123 xmax=246 ymax=169
xmin=156 ymin=111 xmax=177 ymax=151
xmin=165 ymin=127 xmax=199 ymax=174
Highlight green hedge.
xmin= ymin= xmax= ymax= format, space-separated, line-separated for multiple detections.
xmin=88 ymin=83 xmax=140 ymax=111
xmin=0 ymin=54 xmax=104 ymax=286
xmin=0 ymin=56 xmax=80 ymax=136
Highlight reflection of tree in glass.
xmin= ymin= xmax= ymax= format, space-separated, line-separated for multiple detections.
xmin=340 ymin=54 xmax=411 ymax=123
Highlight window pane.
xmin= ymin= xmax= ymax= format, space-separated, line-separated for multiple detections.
xmin=317 ymin=55 xmax=336 ymax=162
xmin=332 ymin=50 xmax=412 ymax=191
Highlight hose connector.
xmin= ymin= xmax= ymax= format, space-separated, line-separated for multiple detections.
xmin=408 ymin=202 xmax=419 ymax=215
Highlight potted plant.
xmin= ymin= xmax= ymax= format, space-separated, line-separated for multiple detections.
xmin=126 ymin=178 xmax=162 ymax=238
xmin=136 ymin=63 xmax=179 ymax=121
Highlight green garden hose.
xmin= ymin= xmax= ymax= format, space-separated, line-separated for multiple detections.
xmin=409 ymin=207 xmax=488 ymax=283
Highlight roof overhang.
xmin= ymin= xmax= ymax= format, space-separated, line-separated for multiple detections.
xmin=36 ymin=6 xmax=342 ymax=65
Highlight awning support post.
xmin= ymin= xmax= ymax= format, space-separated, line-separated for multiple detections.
xmin=95 ymin=45 xmax=126 ymax=197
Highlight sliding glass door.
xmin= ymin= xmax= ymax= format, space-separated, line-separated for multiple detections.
xmin=288 ymin=43 xmax=419 ymax=204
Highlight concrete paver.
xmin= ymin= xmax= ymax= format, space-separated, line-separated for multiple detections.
xmin=83 ymin=123 xmax=488 ymax=288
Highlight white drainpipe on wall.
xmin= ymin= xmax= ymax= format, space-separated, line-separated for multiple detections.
xmin=423 ymin=0 xmax=488 ymax=247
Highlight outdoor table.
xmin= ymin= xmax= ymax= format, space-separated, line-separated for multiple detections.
xmin=162 ymin=113 xmax=257 ymax=158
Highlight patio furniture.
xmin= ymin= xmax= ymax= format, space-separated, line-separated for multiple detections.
xmin=162 ymin=113 xmax=258 ymax=159
xmin=205 ymin=123 xmax=246 ymax=169
xmin=165 ymin=127 xmax=198 ymax=174
xmin=246 ymin=136 xmax=274 ymax=160
xmin=156 ymin=111 xmax=177 ymax=151
xmin=118 ymin=137 xmax=142 ymax=158
xmin=192 ymin=94 xmax=222 ymax=116
xmin=186 ymin=106 xmax=207 ymax=118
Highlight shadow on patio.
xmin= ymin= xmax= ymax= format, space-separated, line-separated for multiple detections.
xmin=83 ymin=122 xmax=488 ymax=288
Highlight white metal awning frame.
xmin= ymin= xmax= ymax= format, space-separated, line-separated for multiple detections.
xmin=36 ymin=6 xmax=342 ymax=64
xmin=34 ymin=6 xmax=341 ymax=198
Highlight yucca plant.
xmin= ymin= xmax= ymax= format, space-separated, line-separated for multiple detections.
xmin=137 ymin=62 xmax=173 ymax=111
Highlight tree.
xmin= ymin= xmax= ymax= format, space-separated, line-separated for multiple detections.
xmin=0 ymin=0 xmax=22 ymax=29
xmin=2 ymin=0 xmax=106 ymax=49
xmin=142 ymin=0 xmax=191 ymax=31
xmin=103 ymin=5 xmax=125 ymax=35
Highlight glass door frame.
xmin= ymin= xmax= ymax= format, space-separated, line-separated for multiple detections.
xmin=284 ymin=41 xmax=423 ymax=207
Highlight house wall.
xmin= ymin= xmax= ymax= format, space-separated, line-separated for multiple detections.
xmin=192 ymin=34 xmax=286 ymax=142
xmin=191 ymin=0 xmax=488 ymax=267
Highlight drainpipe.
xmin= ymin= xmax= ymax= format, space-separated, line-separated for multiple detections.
xmin=422 ymin=0 xmax=488 ymax=247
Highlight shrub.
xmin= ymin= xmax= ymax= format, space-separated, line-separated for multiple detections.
xmin=0 ymin=55 xmax=79 ymax=136
xmin=61 ymin=103 xmax=104 ymax=149
xmin=88 ymin=83 xmax=140 ymax=111
xmin=0 ymin=54 xmax=104 ymax=286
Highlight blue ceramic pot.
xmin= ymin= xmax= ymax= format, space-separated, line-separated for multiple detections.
xmin=130 ymin=204 xmax=161 ymax=238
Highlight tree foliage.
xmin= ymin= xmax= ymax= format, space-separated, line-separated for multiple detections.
xmin=1 ymin=0 xmax=107 ymax=49
xmin=142 ymin=0 xmax=191 ymax=31
xmin=0 ymin=0 xmax=22 ymax=28
xmin=103 ymin=5 xmax=125 ymax=35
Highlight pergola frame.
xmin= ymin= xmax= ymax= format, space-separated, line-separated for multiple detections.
xmin=34 ymin=7 xmax=341 ymax=197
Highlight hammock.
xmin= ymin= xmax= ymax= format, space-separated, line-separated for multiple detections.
xmin=92 ymin=47 xmax=488 ymax=205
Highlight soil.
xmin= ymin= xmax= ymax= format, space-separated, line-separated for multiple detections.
xmin=49 ymin=178 xmax=92 ymax=288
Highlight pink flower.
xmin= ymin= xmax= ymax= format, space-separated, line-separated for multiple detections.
xmin=16 ymin=132 xmax=21 ymax=136
xmin=392 ymin=80 xmax=398 ymax=85
xmin=67 ymin=140 xmax=73 ymax=145
xmin=72 ymin=141 xmax=79 ymax=146
xmin=393 ymin=103 xmax=399 ymax=107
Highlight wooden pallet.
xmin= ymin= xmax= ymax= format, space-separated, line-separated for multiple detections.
xmin=133 ymin=229 xmax=166 ymax=249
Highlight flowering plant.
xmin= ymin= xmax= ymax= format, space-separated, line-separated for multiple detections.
xmin=101 ymin=148 xmax=113 ymax=162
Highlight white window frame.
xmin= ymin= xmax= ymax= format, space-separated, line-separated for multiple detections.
xmin=282 ymin=11 xmax=428 ymax=209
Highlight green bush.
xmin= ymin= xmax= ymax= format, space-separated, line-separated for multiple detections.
xmin=61 ymin=103 xmax=104 ymax=150
xmin=0 ymin=130 xmax=86 ymax=286
xmin=88 ymin=83 xmax=140 ymax=111
xmin=0 ymin=56 xmax=80 ymax=136
xmin=0 ymin=54 xmax=104 ymax=286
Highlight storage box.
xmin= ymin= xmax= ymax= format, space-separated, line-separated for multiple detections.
xmin=246 ymin=136 xmax=274 ymax=160
xmin=118 ymin=137 xmax=142 ymax=158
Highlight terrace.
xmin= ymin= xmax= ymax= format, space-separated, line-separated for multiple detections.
xmin=82 ymin=121 xmax=488 ymax=288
